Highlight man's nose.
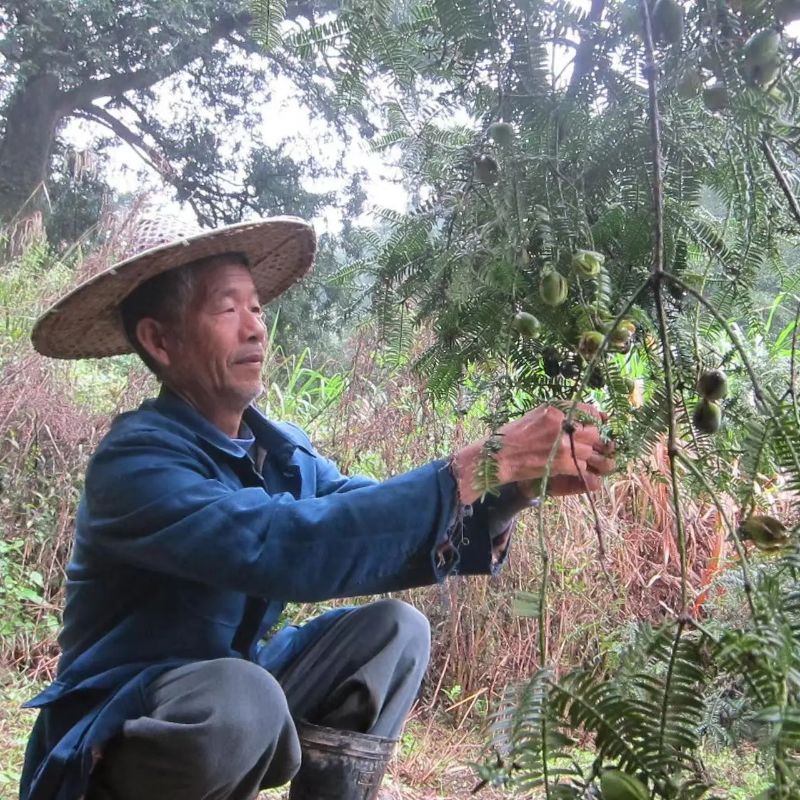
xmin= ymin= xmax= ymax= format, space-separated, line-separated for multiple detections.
xmin=243 ymin=309 xmax=267 ymax=342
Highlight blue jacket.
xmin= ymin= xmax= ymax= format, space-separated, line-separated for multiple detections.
xmin=19 ymin=388 xmax=521 ymax=800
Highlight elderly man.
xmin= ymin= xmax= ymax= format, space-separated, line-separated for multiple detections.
xmin=21 ymin=215 xmax=614 ymax=800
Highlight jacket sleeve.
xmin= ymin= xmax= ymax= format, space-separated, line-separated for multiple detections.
xmin=454 ymin=484 xmax=536 ymax=575
xmin=81 ymin=428 xmax=494 ymax=602
xmin=314 ymin=452 xmax=378 ymax=496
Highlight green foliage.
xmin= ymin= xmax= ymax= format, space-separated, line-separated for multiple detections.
xmin=251 ymin=0 xmax=287 ymax=51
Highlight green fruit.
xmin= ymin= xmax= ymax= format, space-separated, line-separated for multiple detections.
xmin=475 ymin=155 xmax=499 ymax=185
xmin=652 ymin=0 xmax=684 ymax=45
xmin=511 ymin=311 xmax=541 ymax=338
xmin=609 ymin=333 xmax=633 ymax=353
xmin=777 ymin=0 xmax=800 ymax=23
xmin=605 ymin=320 xmax=635 ymax=352
xmin=677 ymin=68 xmax=703 ymax=99
xmin=540 ymin=271 xmax=569 ymax=306
xmin=572 ymin=249 xmax=605 ymax=278
xmin=738 ymin=514 xmax=790 ymax=551
xmin=578 ymin=330 xmax=606 ymax=360
xmin=697 ymin=369 xmax=728 ymax=400
xmin=743 ymin=29 xmax=780 ymax=66
xmin=703 ymin=82 xmax=728 ymax=111
xmin=693 ymin=399 xmax=722 ymax=434
xmin=600 ymin=769 xmax=649 ymax=800
xmin=610 ymin=319 xmax=636 ymax=338
xmin=488 ymin=121 xmax=515 ymax=146
xmin=742 ymin=54 xmax=781 ymax=86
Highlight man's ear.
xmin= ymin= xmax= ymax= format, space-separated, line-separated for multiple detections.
xmin=135 ymin=318 xmax=173 ymax=370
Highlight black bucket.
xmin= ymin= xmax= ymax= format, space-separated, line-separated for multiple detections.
xmin=288 ymin=721 xmax=397 ymax=800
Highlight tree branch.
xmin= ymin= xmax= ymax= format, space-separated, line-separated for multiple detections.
xmin=567 ymin=0 xmax=607 ymax=96
xmin=62 ymin=12 xmax=251 ymax=108
xmin=762 ymin=137 xmax=800 ymax=230
xmin=71 ymin=105 xmax=178 ymax=184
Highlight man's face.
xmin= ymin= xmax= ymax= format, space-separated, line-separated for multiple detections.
xmin=162 ymin=261 xmax=267 ymax=414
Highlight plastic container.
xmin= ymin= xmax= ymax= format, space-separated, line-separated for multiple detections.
xmin=288 ymin=721 xmax=397 ymax=800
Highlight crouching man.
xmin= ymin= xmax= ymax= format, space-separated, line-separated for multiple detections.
xmin=20 ymin=215 xmax=614 ymax=800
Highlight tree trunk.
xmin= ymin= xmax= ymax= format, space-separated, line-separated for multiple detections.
xmin=0 ymin=73 xmax=65 ymax=224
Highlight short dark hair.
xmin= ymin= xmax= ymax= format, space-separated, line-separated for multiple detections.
xmin=119 ymin=252 xmax=248 ymax=375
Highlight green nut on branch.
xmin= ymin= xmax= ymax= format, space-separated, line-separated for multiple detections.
xmin=738 ymin=514 xmax=790 ymax=552
xmin=693 ymin=398 xmax=722 ymax=434
xmin=487 ymin=121 xmax=515 ymax=147
xmin=606 ymin=319 xmax=636 ymax=352
xmin=697 ymin=369 xmax=728 ymax=401
xmin=578 ymin=330 xmax=606 ymax=361
xmin=743 ymin=29 xmax=780 ymax=65
xmin=572 ymin=248 xmax=605 ymax=278
xmin=652 ymin=0 xmax=684 ymax=45
xmin=600 ymin=769 xmax=649 ymax=800
xmin=511 ymin=311 xmax=541 ymax=338
xmin=539 ymin=270 xmax=569 ymax=306
xmin=742 ymin=29 xmax=782 ymax=86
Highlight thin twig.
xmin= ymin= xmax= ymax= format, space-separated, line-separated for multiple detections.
xmin=662 ymin=271 xmax=800 ymax=491
xmin=762 ymin=138 xmax=800 ymax=230
xmin=566 ymin=422 xmax=617 ymax=595
xmin=640 ymin=0 xmax=689 ymax=611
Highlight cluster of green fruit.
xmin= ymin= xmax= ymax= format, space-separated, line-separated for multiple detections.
xmin=512 ymin=248 xmax=639 ymax=386
xmin=678 ymin=25 xmax=790 ymax=112
xmin=645 ymin=0 xmax=797 ymax=110
xmin=473 ymin=121 xmax=516 ymax=185
xmin=700 ymin=28 xmax=784 ymax=111
xmin=691 ymin=369 xmax=727 ymax=434
xmin=738 ymin=513 xmax=792 ymax=552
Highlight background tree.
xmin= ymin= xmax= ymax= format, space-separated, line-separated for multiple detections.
xmin=0 ymin=0 xmax=368 ymax=228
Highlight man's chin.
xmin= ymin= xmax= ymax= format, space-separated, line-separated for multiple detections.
xmin=239 ymin=382 xmax=264 ymax=406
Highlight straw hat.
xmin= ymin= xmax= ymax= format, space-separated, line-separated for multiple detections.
xmin=31 ymin=215 xmax=316 ymax=359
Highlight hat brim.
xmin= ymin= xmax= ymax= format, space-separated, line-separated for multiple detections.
xmin=31 ymin=217 xmax=316 ymax=359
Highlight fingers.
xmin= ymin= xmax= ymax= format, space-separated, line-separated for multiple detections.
xmin=547 ymin=473 xmax=602 ymax=497
xmin=587 ymin=451 xmax=616 ymax=476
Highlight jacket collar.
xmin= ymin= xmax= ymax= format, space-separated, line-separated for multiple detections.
xmin=151 ymin=386 xmax=307 ymax=462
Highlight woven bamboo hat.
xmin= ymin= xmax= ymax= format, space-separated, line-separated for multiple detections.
xmin=31 ymin=214 xmax=316 ymax=359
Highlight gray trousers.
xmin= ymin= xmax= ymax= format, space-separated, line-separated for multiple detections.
xmin=86 ymin=599 xmax=430 ymax=800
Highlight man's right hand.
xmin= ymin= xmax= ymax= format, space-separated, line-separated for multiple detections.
xmin=450 ymin=403 xmax=614 ymax=505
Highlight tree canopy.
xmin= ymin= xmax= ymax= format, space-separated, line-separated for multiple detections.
xmin=0 ymin=0 xmax=357 ymax=227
